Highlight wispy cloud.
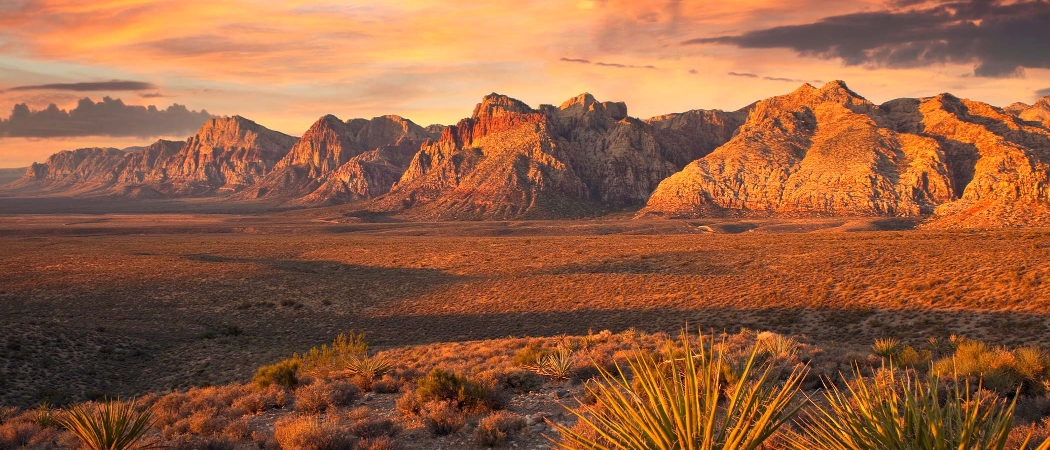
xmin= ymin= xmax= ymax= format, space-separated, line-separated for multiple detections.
xmin=728 ymin=72 xmax=758 ymax=78
xmin=561 ymin=57 xmax=658 ymax=70
xmin=3 ymin=80 xmax=156 ymax=92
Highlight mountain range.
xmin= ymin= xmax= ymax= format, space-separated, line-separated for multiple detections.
xmin=6 ymin=81 xmax=1050 ymax=228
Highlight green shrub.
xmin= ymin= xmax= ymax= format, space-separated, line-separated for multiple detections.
xmin=295 ymin=331 xmax=368 ymax=377
xmin=555 ymin=331 xmax=806 ymax=449
xmin=416 ymin=368 xmax=490 ymax=410
xmin=513 ymin=346 xmax=549 ymax=367
xmin=526 ymin=346 xmax=575 ymax=379
xmin=788 ymin=368 xmax=1050 ymax=450
xmin=253 ymin=360 xmax=299 ymax=389
xmin=933 ymin=340 xmax=1050 ymax=396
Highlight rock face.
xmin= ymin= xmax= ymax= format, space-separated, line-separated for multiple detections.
xmin=244 ymin=115 xmax=433 ymax=203
xmin=642 ymin=81 xmax=1050 ymax=228
xmin=1006 ymin=97 xmax=1050 ymax=125
xmin=154 ymin=116 xmax=297 ymax=195
xmin=379 ymin=93 xmax=744 ymax=219
xmin=15 ymin=148 xmax=127 ymax=191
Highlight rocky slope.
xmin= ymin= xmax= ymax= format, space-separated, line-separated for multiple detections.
xmin=378 ymin=92 xmax=744 ymax=219
xmin=153 ymin=116 xmax=297 ymax=196
xmin=642 ymin=81 xmax=1050 ymax=228
xmin=13 ymin=147 xmax=128 ymax=191
xmin=1006 ymin=97 xmax=1050 ymax=125
xmin=242 ymin=115 xmax=434 ymax=204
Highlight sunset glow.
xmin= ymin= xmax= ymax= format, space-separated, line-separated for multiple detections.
xmin=1 ymin=0 xmax=1049 ymax=167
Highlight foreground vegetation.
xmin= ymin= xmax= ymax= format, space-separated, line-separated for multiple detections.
xmin=6 ymin=327 xmax=1050 ymax=449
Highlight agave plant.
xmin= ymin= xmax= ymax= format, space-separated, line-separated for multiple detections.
xmin=554 ymin=332 xmax=807 ymax=450
xmin=788 ymin=367 xmax=1050 ymax=450
xmin=528 ymin=346 xmax=575 ymax=379
xmin=57 ymin=399 xmax=157 ymax=450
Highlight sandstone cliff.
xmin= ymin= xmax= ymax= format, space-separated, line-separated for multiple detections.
xmin=379 ymin=92 xmax=743 ymax=219
xmin=243 ymin=115 xmax=433 ymax=203
xmin=642 ymin=81 xmax=1050 ymax=228
xmin=154 ymin=116 xmax=297 ymax=195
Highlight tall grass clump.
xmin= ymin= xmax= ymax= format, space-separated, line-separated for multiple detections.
xmin=555 ymin=331 xmax=807 ymax=450
xmin=295 ymin=331 xmax=369 ymax=377
xmin=253 ymin=360 xmax=299 ymax=389
xmin=57 ymin=399 xmax=157 ymax=450
xmin=789 ymin=368 xmax=1050 ymax=450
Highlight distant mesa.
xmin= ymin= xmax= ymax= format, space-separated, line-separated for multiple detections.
xmin=8 ymin=81 xmax=1050 ymax=228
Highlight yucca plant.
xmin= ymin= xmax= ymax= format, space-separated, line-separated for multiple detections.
xmin=872 ymin=338 xmax=903 ymax=360
xmin=57 ymin=399 xmax=158 ymax=450
xmin=788 ymin=367 xmax=1050 ymax=450
xmin=528 ymin=346 xmax=575 ymax=379
xmin=345 ymin=353 xmax=392 ymax=380
xmin=554 ymin=332 xmax=807 ymax=450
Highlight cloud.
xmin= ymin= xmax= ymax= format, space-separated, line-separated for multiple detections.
xmin=0 ymin=97 xmax=215 ymax=138
xmin=3 ymin=80 xmax=157 ymax=92
xmin=764 ymin=76 xmax=803 ymax=82
xmin=139 ymin=92 xmax=166 ymax=98
xmin=727 ymin=72 xmax=813 ymax=83
xmin=1038 ymin=88 xmax=1050 ymax=98
xmin=685 ymin=0 xmax=1050 ymax=78
xmin=728 ymin=72 xmax=758 ymax=78
xmin=560 ymin=57 xmax=658 ymax=69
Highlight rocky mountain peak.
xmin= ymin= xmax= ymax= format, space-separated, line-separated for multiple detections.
xmin=557 ymin=93 xmax=628 ymax=121
xmin=472 ymin=93 xmax=535 ymax=119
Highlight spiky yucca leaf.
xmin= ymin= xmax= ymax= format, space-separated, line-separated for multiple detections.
xmin=554 ymin=332 xmax=807 ymax=450
xmin=345 ymin=353 xmax=392 ymax=379
xmin=788 ymin=368 xmax=1050 ymax=450
xmin=528 ymin=346 xmax=575 ymax=379
xmin=57 ymin=399 xmax=157 ymax=450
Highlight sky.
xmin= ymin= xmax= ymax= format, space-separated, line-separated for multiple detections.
xmin=0 ymin=0 xmax=1049 ymax=167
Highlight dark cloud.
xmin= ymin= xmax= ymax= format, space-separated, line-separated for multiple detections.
xmin=1038 ymin=88 xmax=1050 ymax=98
xmin=560 ymin=57 xmax=658 ymax=70
xmin=728 ymin=72 xmax=758 ymax=78
xmin=688 ymin=69 xmax=698 ymax=74
xmin=0 ymin=97 xmax=215 ymax=138
xmin=3 ymin=80 xmax=157 ymax=92
xmin=685 ymin=0 xmax=1050 ymax=78
xmin=139 ymin=92 xmax=167 ymax=98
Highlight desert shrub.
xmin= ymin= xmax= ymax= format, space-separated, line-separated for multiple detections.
xmin=356 ymin=436 xmax=401 ymax=450
xmin=254 ymin=360 xmax=299 ymax=389
xmin=274 ymin=415 xmax=356 ymax=450
xmin=421 ymin=401 xmax=465 ymax=437
xmin=788 ymin=368 xmax=1050 ymax=450
xmin=756 ymin=331 xmax=799 ymax=358
xmin=221 ymin=416 xmax=250 ymax=441
xmin=416 ymin=368 xmax=490 ymax=410
xmin=371 ymin=375 xmax=401 ymax=394
xmin=295 ymin=380 xmax=360 ymax=414
xmin=513 ymin=346 xmax=549 ymax=367
xmin=168 ymin=435 xmax=236 ymax=450
xmin=0 ymin=420 xmax=42 ymax=448
xmin=57 ymin=399 xmax=155 ymax=450
xmin=474 ymin=410 xmax=526 ymax=447
xmin=347 ymin=407 xmax=400 ymax=439
xmin=232 ymin=385 xmax=287 ymax=415
xmin=296 ymin=331 xmax=368 ymax=377
xmin=186 ymin=407 xmax=223 ymax=435
xmin=0 ymin=406 xmax=18 ymax=424
xmin=499 ymin=370 xmax=544 ymax=394
xmin=395 ymin=390 xmax=422 ymax=417
xmin=555 ymin=331 xmax=806 ymax=450
xmin=933 ymin=340 xmax=1050 ymax=396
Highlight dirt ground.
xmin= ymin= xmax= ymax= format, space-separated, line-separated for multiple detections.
xmin=1 ymin=208 xmax=1048 ymax=407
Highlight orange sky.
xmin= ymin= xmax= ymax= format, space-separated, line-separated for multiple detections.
xmin=1 ymin=0 xmax=1049 ymax=167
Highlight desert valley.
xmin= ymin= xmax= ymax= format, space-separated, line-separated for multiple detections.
xmin=2 ymin=78 xmax=1050 ymax=449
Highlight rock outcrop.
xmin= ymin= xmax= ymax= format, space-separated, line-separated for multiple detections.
xmin=642 ymin=81 xmax=1050 ymax=228
xmin=379 ymin=92 xmax=744 ymax=219
xmin=14 ymin=147 xmax=127 ymax=191
xmin=153 ymin=116 xmax=297 ymax=195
